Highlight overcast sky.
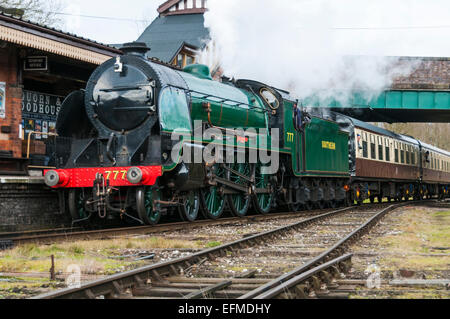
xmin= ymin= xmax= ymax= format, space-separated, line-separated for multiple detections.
xmin=60 ymin=0 xmax=160 ymax=44
xmin=59 ymin=0 xmax=450 ymax=57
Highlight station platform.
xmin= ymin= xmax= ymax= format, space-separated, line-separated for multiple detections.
xmin=0 ymin=175 xmax=45 ymax=185
xmin=0 ymin=175 xmax=69 ymax=233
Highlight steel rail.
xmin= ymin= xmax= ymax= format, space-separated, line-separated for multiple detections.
xmin=4 ymin=201 xmax=435 ymax=246
xmin=0 ymin=227 xmax=83 ymax=239
xmin=240 ymin=202 xmax=412 ymax=299
xmin=0 ymin=208 xmax=337 ymax=246
xmin=34 ymin=206 xmax=355 ymax=299
xmin=254 ymin=254 xmax=353 ymax=299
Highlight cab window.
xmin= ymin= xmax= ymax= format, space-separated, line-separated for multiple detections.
xmin=260 ymin=88 xmax=280 ymax=110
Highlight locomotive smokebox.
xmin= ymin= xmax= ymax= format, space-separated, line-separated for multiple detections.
xmin=85 ymin=43 xmax=159 ymax=133
xmin=119 ymin=42 xmax=151 ymax=57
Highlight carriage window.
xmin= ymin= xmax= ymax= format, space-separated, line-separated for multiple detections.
xmin=385 ymin=139 xmax=390 ymax=162
xmin=395 ymin=145 xmax=399 ymax=163
xmin=406 ymin=150 xmax=410 ymax=165
xmin=401 ymin=148 xmax=405 ymax=164
xmin=362 ymin=141 xmax=368 ymax=158
xmin=411 ymin=151 xmax=415 ymax=165
xmin=370 ymin=135 xmax=376 ymax=160
xmin=371 ymin=143 xmax=376 ymax=160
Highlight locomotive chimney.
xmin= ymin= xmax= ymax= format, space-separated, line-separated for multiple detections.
xmin=119 ymin=42 xmax=151 ymax=57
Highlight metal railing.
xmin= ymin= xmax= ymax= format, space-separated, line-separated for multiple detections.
xmin=26 ymin=131 xmax=59 ymax=170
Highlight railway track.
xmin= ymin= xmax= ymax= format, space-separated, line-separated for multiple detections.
xmin=320 ymin=278 xmax=450 ymax=299
xmin=0 ymin=209 xmax=337 ymax=247
xmin=33 ymin=202 xmax=421 ymax=299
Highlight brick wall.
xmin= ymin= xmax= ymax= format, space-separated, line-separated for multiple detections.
xmin=0 ymin=183 xmax=70 ymax=232
xmin=0 ymin=46 xmax=22 ymax=158
xmin=393 ymin=57 xmax=450 ymax=90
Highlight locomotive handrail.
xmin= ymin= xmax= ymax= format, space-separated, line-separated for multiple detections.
xmin=26 ymin=131 xmax=59 ymax=159
xmin=166 ymin=84 xmax=273 ymax=114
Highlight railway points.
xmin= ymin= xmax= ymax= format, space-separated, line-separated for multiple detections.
xmin=31 ymin=202 xmax=428 ymax=299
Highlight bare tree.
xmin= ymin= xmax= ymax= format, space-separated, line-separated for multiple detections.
xmin=380 ymin=123 xmax=450 ymax=151
xmin=0 ymin=0 xmax=65 ymax=27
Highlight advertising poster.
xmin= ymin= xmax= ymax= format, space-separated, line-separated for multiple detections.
xmin=42 ymin=121 xmax=48 ymax=139
xmin=25 ymin=119 xmax=34 ymax=136
xmin=49 ymin=122 xmax=56 ymax=135
xmin=20 ymin=119 xmax=24 ymax=140
xmin=21 ymin=90 xmax=63 ymax=140
xmin=35 ymin=120 xmax=42 ymax=139
xmin=0 ymin=82 xmax=5 ymax=119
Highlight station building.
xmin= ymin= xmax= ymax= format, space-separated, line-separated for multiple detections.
xmin=0 ymin=12 xmax=121 ymax=174
xmin=134 ymin=0 xmax=223 ymax=79
xmin=137 ymin=0 xmax=209 ymax=69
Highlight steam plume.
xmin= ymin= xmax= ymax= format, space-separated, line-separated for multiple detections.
xmin=200 ymin=0 xmax=423 ymax=104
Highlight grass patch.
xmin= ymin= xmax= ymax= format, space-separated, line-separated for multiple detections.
xmin=68 ymin=245 xmax=85 ymax=255
xmin=433 ymin=210 xmax=450 ymax=218
xmin=372 ymin=207 xmax=450 ymax=270
xmin=205 ymin=241 xmax=222 ymax=248
xmin=0 ymin=236 xmax=202 ymax=275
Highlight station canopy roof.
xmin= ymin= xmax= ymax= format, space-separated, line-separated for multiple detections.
xmin=0 ymin=12 xmax=121 ymax=64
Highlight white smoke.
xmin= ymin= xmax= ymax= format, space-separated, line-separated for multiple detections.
xmin=200 ymin=0 xmax=424 ymax=104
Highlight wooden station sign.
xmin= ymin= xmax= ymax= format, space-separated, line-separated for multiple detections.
xmin=23 ymin=56 xmax=48 ymax=71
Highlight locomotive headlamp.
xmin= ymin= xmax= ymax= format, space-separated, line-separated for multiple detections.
xmin=44 ymin=170 xmax=70 ymax=188
xmin=114 ymin=56 xmax=123 ymax=73
xmin=127 ymin=167 xmax=143 ymax=184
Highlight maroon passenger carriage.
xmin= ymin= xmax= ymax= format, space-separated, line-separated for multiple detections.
xmin=348 ymin=118 xmax=450 ymax=202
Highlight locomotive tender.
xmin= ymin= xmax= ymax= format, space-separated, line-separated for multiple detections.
xmin=44 ymin=43 xmax=450 ymax=225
